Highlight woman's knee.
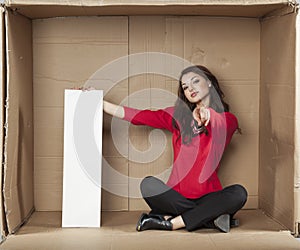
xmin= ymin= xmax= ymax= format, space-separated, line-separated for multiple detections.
xmin=232 ymin=184 xmax=248 ymax=206
xmin=225 ymin=184 xmax=248 ymax=206
xmin=140 ymin=176 xmax=170 ymax=198
xmin=140 ymin=176 xmax=160 ymax=197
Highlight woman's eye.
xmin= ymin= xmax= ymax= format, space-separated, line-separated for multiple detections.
xmin=193 ymin=79 xmax=200 ymax=84
xmin=182 ymin=86 xmax=188 ymax=90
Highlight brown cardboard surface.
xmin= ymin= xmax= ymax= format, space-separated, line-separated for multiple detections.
xmin=128 ymin=16 xmax=175 ymax=209
xmin=102 ymin=157 xmax=129 ymax=211
xmin=260 ymin=12 xmax=296 ymax=231
xmin=4 ymin=0 xmax=294 ymax=19
xmin=33 ymin=16 xmax=129 ymax=211
xmin=3 ymin=9 xmax=33 ymax=234
xmin=1 ymin=210 xmax=300 ymax=249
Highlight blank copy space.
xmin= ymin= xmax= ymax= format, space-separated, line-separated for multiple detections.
xmin=62 ymin=90 xmax=103 ymax=227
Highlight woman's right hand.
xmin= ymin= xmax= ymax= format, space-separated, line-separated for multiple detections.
xmin=72 ymin=86 xmax=125 ymax=119
xmin=72 ymin=86 xmax=95 ymax=91
xmin=103 ymin=100 xmax=125 ymax=119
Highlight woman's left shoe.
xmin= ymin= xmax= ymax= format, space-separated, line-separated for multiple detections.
xmin=136 ymin=213 xmax=173 ymax=232
xmin=214 ymin=214 xmax=230 ymax=233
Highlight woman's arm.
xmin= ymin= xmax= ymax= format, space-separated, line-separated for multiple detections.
xmin=103 ymin=100 xmax=125 ymax=119
xmin=104 ymin=99 xmax=174 ymax=132
xmin=77 ymin=87 xmax=124 ymax=119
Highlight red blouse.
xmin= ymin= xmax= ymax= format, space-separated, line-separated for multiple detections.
xmin=123 ymin=106 xmax=238 ymax=199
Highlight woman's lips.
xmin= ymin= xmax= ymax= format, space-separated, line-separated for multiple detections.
xmin=191 ymin=92 xmax=198 ymax=98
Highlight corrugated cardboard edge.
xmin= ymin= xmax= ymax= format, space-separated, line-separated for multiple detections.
xmin=294 ymin=9 xmax=300 ymax=237
xmin=0 ymin=6 xmax=7 ymax=242
xmin=3 ymin=8 xmax=34 ymax=235
xmin=262 ymin=1 xmax=299 ymax=18
xmin=3 ymin=0 xmax=297 ymax=7
xmin=2 ymin=0 xmax=297 ymax=19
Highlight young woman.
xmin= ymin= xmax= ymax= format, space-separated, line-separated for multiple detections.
xmin=103 ymin=65 xmax=247 ymax=233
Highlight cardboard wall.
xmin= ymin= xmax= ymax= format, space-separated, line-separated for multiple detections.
xmin=33 ymin=16 xmax=129 ymax=211
xmin=33 ymin=15 xmax=260 ymax=212
xmin=260 ymin=12 xmax=296 ymax=231
xmin=4 ymin=10 xmax=34 ymax=233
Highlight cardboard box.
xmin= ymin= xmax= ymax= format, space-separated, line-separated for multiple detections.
xmin=0 ymin=0 xmax=299 ymax=242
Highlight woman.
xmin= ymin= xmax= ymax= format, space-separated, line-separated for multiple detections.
xmin=103 ymin=65 xmax=247 ymax=233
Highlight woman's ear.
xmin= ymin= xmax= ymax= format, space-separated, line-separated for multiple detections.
xmin=208 ymin=81 xmax=212 ymax=88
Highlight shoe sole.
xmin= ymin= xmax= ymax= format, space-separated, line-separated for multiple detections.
xmin=214 ymin=214 xmax=230 ymax=233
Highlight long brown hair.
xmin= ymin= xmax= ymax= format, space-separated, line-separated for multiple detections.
xmin=172 ymin=65 xmax=229 ymax=144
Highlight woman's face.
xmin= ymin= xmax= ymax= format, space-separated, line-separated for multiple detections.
xmin=181 ymin=72 xmax=211 ymax=105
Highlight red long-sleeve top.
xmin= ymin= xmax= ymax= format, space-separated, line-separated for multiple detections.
xmin=123 ymin=106 xmax=238 ymax=199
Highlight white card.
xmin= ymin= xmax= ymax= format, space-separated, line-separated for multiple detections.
xmin=62 ymin=90 xmax=103 ymax=227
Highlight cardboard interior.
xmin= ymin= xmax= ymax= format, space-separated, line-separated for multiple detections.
xmin=1 ymin=0 xmax=299 ymax=238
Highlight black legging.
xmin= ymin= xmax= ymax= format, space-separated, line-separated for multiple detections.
xmin=140 ymin=176 xmax=248 ymax=231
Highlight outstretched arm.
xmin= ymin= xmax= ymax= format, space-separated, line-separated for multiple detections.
xmin=77 ymin=87 xmax=125 ymax=119
xmin=103 ymin=100 xmax=125 ymax=119
xmin=104 ymin=97 xmax=174 ymax=132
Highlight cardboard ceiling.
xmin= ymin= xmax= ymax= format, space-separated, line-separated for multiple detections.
xmin=3 ymin=0 xmax=297 ymax=19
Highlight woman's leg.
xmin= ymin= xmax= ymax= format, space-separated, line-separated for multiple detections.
xmin=181 ymin=184 xmax=248 ymax=231
xmin=140 ymin=177 xmax=247 ymax=232
xmin=140 ymin=176 xmax=196 ymax=216
xmin=138 ymin=176 xmax=197 ymax=230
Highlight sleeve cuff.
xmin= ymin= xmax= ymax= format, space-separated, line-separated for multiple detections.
xmin=122 ymin=106 xmax=140 ymax=122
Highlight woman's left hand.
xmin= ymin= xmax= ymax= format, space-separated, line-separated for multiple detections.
xmin=193 ymin=106 xmax=210 ymax=126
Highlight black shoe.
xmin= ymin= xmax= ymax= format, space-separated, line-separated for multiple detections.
xmin=230 ymin=218 xmax=239 ymax=227
xmin=148 ymin=213 xmax=166 ymax=221
xmin=204 ymin=217 xmax=239 ymax=230
xmin=148 ymin=213 xmax=173 ymax=222
xmin=136 ymin=213 xmax=173 ymax=232
xmin=214 ymin=214 xmax=230 ymax=233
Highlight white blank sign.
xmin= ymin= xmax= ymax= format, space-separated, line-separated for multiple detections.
xmin=62 ymin=90 xmax=103 ymax=227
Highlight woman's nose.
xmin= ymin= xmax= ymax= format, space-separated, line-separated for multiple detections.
xmin=188 ymin=85 xmax=194 ymax=92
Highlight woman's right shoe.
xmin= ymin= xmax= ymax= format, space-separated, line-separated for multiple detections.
xmin=136 ymin=213 xmax=173 ymax=232
xmin=214 ymin=214 xmax=230 ymax=233
xmin=230 ymin=218 xmax=239 ymax=227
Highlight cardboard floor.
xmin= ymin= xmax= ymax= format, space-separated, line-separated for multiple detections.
xmin=0 ymin=210 xmax=300 ymax=250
